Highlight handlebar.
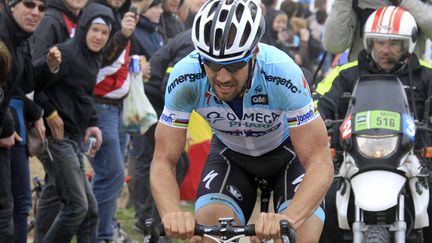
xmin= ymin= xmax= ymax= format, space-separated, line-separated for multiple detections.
xmin=143 ymin=218 xmax=296 ymax=243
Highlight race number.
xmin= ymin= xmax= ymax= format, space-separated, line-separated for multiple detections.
xmin=340 ymin=113 xmax=352 ymax=140
xmin=354 ymin=110 xmax=401 ymax=132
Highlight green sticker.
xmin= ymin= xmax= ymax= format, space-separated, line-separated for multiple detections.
xmin=354 ymin=110 xmax=401 ymax=132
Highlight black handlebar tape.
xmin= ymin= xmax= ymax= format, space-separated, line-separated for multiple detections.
xmin=244 ymin=224 xmax=255 ymax=236
xmin=280 ymin=220 xmax=296 ymax=243
xmin=194 ymin=224 xmax=256 ymax=236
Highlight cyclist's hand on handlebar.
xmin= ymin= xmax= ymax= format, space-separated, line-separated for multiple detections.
xmin=251 ymin=212 xmax=293 ymax=243
xmin=161 ymin=211 xmax=201 ymax=241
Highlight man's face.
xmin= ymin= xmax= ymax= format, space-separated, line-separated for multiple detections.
xmin=64 ymin=0 xmax=87 ymax=13
xmin=86 ymin=23 xmax=110 ymax=52
xmin=371 ymin=39 xmax=403 ymax=71
xmin=11 ymin=0 xmax=46 ymax=33
xmin=106 ymin=0 xmax=126 ymax=9
xmin=204 ymin=59 xmax=252 ymax=101
xmin=162 ymin=0 xmax=180 ymax=13
xmin=143 ymin=4 xmax=163 ymax=23
xmin=131 ymin=0 xmax=152 ymax=14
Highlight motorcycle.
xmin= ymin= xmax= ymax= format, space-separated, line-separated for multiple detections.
xmin=327 ymin=74 xmax=432 ymax=243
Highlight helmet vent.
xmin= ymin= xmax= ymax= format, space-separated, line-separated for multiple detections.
xmin=204 ymin=20 xmax=211 ymax=46
xmin=248 ymin=1 xmax=257 ymax=20
xmin=227 ymin=25 xmax=237 ymax=49
xmin=235 ymin=4 xmax=244 ymax=22
xmin=208 ymin=1 xmax=219 ymax=15
xmin=215 ymin=28 xmax=223 ymax=51
xmin=219 ymin=9 xmax=228 ymax=22
xmin=195 ymin=17 xmax=201 ymax=41
xmin=240 ymin=23 xmax=251 ymax=46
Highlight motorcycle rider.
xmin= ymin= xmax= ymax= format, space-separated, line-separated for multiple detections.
xmin=316 ymin=6 xmax=432 ymax=243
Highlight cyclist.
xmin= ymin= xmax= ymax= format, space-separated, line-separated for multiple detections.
xmin=150 ymin=0 xmax=334 ymax=242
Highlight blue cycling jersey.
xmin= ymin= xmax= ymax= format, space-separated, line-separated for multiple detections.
xmin=160 ymin=43 xmax=319 ymax=156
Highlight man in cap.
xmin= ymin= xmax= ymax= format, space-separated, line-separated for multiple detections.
xmin=0 ymin=0 xmax=60 ymax=241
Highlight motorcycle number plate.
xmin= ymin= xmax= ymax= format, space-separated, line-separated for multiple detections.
xmin=354 ymin=110 xmax=401 ymax=132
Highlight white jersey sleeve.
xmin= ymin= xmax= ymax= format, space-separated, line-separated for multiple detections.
xmin=160 ymin=52 xmax=204 ymax=129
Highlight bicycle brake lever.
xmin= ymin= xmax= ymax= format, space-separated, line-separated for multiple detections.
xmin=144 ymin=218 xmax=162 ymax=243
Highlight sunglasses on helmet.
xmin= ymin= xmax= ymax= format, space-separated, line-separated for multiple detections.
xmin=202 ymin=54 xmax=253 ymax=73
xmin=22 ymin=0 xmax=46 ymax=12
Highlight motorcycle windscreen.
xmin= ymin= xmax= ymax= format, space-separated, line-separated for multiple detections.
xmin=349 ymin=74 xmax=410 ymax=115
xmin=351 ymin=170 xmax=406 ymax=211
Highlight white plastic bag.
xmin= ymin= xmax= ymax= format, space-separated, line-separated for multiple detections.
xmin=122 ymin=73 xmax=157 ymax=134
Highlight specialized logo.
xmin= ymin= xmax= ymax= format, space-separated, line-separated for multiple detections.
xmin=203 ymin=170 xmax=218 ymax=190
xmin=251 ymin=95 xmax=268 ymax=105
xmin=260 ymin=70 xmax=299 ymax=93
xmin=168 ymin=72 xmax=205 ymax=94
xmin=292 ymin=174 xmax=304 ymax=193
xmin=226 ymin=185 xmax=243 ymax=201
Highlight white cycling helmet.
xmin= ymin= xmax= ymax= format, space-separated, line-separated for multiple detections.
xmin=363 ymin=6 xmax=418 ymax=55
xmin=191 ymin=0 xmax=265 ymax=63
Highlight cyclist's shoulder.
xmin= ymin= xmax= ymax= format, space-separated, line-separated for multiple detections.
xmin=172 ymin=50 xmax=202 ymax=70
xmin=167 ymin=51 xmax=207 ymax=92
xmin=255 ymin=44 xmax=305 ymax=95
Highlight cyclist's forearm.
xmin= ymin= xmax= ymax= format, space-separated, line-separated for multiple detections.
xmin=150 ymin=159 xmax=182 ymax=216
xmin=283 ymin=154 xmax=333 ymax=229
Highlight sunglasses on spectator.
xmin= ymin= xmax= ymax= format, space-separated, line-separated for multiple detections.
xmin=202 ymin=54 xmax=253 ymax=73
xmin=22 ymin=0 xmax=46 ymax=12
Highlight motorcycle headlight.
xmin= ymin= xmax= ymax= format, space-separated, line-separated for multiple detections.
xmin=355 ymin=135 xmax=399 ymax=159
